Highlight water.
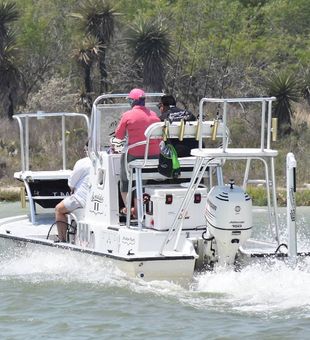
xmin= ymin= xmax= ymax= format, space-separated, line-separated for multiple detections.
xmin=1 ymin=202 xmax=310 ymax=339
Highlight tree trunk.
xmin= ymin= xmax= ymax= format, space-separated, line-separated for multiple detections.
xmin=99 ymin=49 xmax=108 ymax=94
xmin=8 ymin=92 xmax=14 ymax=119
xmin=84 ymin=64 xmax=92 ymax=93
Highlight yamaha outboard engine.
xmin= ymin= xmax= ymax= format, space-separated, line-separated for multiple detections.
xmin=205 ymin=180 xmax=252 ymax=266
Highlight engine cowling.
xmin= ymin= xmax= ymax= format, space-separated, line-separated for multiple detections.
xmin=205 ymin=182 xmax=252 ymax=266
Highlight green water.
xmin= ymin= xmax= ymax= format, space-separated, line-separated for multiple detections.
xmin=0 ymin=202 xmax=310 ymax=339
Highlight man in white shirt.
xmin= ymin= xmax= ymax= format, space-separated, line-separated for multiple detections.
xmin=55 ymin=148 xmax=91 ymax=242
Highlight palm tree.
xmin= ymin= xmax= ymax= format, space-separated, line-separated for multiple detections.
xmin=71 ymin=0 xmax=119 ymax=93
xmin=0 ymin=2 xmax=22 ymax=119
xmin=72 ymin=35 xmax=103 ymax=93
xmin=127 ymin=18 xmax=172 ymax=91
xmin=265 ymin=71 xmax=301 ymax=135
xmin=0 ymin=32 xmax=24 ymax=119
xmin=301 ymin=69 xmax=310 ymax=106
xmin=0 ymin=1 xmax=19 ymax=58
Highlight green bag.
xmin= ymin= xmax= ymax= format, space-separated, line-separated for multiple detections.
xmin=158 ymin=142 xmax=181 ymax=178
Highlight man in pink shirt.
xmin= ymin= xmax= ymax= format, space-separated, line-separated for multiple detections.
xmin=115 ymin=88 xmax=160 ymax=216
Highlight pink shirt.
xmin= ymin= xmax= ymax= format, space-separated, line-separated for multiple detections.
xmin=115 ymin=105 xmax=160 ymax=157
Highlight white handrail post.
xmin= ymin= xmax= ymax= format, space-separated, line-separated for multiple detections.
xmin=222 ymin=100 xmax=227 ymax=152
xmin=198 ymin=99 xmax=204 ymax=149
xmin=266 ymin=99 xmax=272 ymax=149
xmin=62 ymin=115 xmax=66 ymax=170
xmin=25 ymin=116 xmax=29 ymax=171
xmin=14 ymin=116 xmax=25 ymax=171
xmin=286 ymin=152 xmax=297 ymax=259
xmin=260 ymin=100 xmax=266 ymax=151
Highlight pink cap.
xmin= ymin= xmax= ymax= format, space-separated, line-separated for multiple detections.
xmin=128 ymin=88 xmax=145 ymax=100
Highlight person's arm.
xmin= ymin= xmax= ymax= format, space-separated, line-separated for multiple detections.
xmin=115 ymin=114 xmax=127 ymax=140
xmin=68 ymin=159 xmax=82 ymax=191
xmin=160 ymin=111 xmax=169 ymax=121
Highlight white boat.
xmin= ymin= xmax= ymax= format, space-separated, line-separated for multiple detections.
xmin=0 ymin=94 xmax=307 ymax=284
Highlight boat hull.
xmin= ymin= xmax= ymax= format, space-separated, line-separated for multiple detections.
xmin=0 ymin=234 xmax=195 ymax=285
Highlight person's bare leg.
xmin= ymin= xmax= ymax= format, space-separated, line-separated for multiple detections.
xmin=133 ymin=198 xmax=137 ymax=218
xmin=121 ymin=192 xmax=127 ymax=211
xmin=55 ymin=201 xmax=69 ymax=241
xmin=120 ymin=191 xmax=137 ymax=217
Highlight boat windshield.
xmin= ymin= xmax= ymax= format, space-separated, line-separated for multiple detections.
xmin=90 ymin=93 xmax=163 ymax=154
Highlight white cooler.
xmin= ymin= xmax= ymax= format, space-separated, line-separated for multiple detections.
xmin=144 ymin=184 xmax=207 ymax=230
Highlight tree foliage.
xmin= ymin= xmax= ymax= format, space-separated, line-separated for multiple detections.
xmin=71 ymin=0 xmax=120 ymax=93
xmin=0 ymin=1 xmax=23 ymax=119
xmin=265 ymin=71 xmax=301 ymax=135
xmin=0 ymin=0 xmax=309 ymax=129
xmin=72 ymin=35 xmax=103 ymax=93
xmin=0 ymin=1 xmax=19 ymax=56
xmin=127 ymin=17 xmax=172 ymax=91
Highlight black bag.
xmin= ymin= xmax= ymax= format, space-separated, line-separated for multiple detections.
xmin=158 ymin=142 xmax=181 ymax=178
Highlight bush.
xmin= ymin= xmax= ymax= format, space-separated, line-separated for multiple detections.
xmin=247 ymin=186 xmax=310 ymax=206
xmin=0 ymin=188 xmax=20 ymax=202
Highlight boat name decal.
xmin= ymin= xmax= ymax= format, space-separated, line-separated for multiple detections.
xmin=122 ymin=236 xmax=136 ymax=245
xmin=89 ymin=193 xmax=104 ymax=214
xmin=289 ymin=188 xmax=296 ymax=221
xmin=33 ymin=190 xmax=70 ymax=197
xmin=290 ymin=208 xmax=296 ymax=222
xmin=91 ymin=193 xmax=104 ymax=203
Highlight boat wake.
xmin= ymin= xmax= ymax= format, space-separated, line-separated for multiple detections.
xmin=191 ymin=257 xmax=310 ymax=316
xmin=0 ymin=248 xmax=126 ymax=286
xmin=1 ymin=247 xmax=310 ymax=317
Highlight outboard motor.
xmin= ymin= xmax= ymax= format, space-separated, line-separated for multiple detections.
xmin=205 ymin=180 xmax=252 ymax=266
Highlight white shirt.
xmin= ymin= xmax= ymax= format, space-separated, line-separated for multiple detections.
xmin=68 ymin=157 xmax=92 ymax=206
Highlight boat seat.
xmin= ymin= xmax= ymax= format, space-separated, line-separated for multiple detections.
xmin=125 ymin=120 xmax=229 ymax=228
xmin=128 ymin=156 xmax=222 ymax=180
xmin=126 ymin=121 xmax=228 ymax=179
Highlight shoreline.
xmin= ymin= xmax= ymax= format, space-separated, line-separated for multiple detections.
xmin=1 ymin=186 xmax=310 ymax=206
xmin=0 ymin=186 xmax=22 ymax=201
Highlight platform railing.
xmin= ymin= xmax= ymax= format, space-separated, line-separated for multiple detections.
xmin=13 ymin=112 xmax=89 ymax=224
xmin=13 ymin=112 xmax=89 ymax=172
xmin=160 ymin=97 xmax=281 ymax=255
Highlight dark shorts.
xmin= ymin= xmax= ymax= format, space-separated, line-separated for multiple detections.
xmin=120 ymin=153 xmax=158 ymax=192
xmin=120 ymin=153 xmax=142 ymax=192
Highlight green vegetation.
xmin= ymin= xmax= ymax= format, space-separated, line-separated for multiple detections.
xmin=1 ymin=185 xmax=310 ymax=206
xmin=0 ymin=0 xmax=309 ymax=199
xmin=127 ymin=17 xmax=173 ymax=91
xmin=0 ymin=187 xmax=20 ymax=201
xmin=247 ymin=187 xmax=310 ymax=207
xmin=0 ymin=0 xmax=308 ymax=115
